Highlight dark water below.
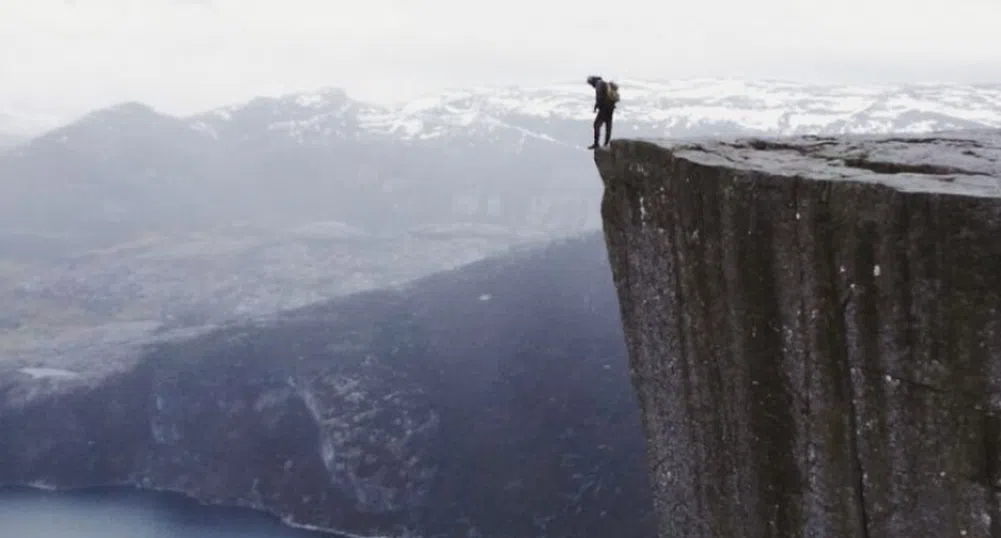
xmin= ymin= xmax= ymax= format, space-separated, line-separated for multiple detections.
xmin=0 ymin=486 xmax=337 ymax=538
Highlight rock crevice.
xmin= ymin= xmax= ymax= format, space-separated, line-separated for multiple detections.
xmin=595 ymin=132 xmax=1001 ymax=538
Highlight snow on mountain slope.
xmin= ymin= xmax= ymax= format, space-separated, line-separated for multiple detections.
xmin=186 ymin=78 xmax=1001 ymax=147
xmin=188 ymin=89 xmax=388 ymax=144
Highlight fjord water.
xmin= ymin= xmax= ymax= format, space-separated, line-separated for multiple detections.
xmin=0 ymin=486 xmax=336 ymax=538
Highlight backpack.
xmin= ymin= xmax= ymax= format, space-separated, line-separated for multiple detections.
xmin=605 ymin=81 xmax=620 ymax=104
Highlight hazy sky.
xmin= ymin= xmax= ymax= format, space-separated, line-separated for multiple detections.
xmin=3 ymin=0 xmax=1001 ymax=123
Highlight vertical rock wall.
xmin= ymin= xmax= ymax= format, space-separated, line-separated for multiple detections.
xmin=595 ymin=133 xmax=1001 ymax=537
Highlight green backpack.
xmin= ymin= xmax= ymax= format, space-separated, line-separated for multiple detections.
xmin=606 ymin=81 xmax=620 ymax=104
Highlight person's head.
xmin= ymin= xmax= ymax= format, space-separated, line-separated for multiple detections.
xmin=587 ymin=75 xmax=601 ymax=87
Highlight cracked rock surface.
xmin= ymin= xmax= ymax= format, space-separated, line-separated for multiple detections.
xmin=594 ymin=131 xmax=1001 ymax=538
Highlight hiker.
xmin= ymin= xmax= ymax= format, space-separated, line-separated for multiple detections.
xmin=586 ymin=75 xmax=619 ymax=149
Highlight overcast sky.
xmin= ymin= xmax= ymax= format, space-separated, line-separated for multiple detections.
xmin=3 ymin=0 xmax=1001 ymax=124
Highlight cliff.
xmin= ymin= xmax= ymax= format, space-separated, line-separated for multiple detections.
xmin=0 ymin=234 xmax=654 ymax=538
xmin=594 ymin=132 xmax=1001 ymax=538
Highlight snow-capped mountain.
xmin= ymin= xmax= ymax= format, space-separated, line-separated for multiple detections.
xmin=4 ymin=78 xmax=1001 ymax=248
xmin=188 ymin=78 xmax=1001 ymax=146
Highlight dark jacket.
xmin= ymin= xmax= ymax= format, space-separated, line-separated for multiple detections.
xmin=593 ymin=80 xmax=614 ymax=111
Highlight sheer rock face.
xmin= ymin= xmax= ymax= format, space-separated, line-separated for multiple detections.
xmin=594 ymin=132 xmax=1001 ymax=538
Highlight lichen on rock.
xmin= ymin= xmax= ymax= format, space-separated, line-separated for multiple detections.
xmin=595 ymin=131 xmax=1001 ymax=538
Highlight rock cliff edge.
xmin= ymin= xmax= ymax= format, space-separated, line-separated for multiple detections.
xmin=595 ymin=132 xmax=1001 ymax=537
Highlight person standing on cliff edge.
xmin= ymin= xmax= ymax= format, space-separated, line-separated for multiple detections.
xmin=587 ymin=75 xmax=619 ymax=149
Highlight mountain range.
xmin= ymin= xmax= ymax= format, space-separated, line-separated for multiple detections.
xmin=183 ymin=78 xmax=1001 ymax=143
xmin=12 ymin=78 xmax=1001 ymax=146
xmin=3 ymin=78 xmax=1001 ymax=250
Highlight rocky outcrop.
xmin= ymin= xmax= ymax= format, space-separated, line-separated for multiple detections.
xmin=595 ymin=132 xmax=1001 ymax=537
xmin=0 ymin=234 xmax=654 ymax=538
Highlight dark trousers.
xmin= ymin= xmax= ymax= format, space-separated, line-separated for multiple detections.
xmin=592 ymin=106 xmax=614 ymax=147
